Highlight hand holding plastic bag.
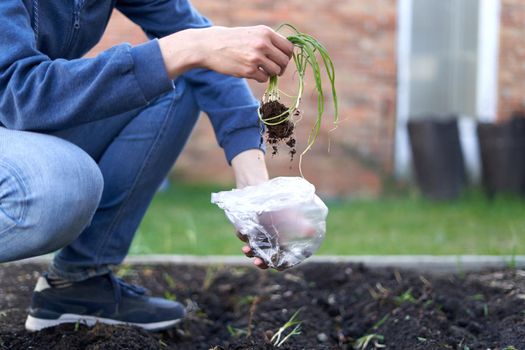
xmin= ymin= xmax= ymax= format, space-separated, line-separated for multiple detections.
xmin=211 ymin=177 xmax=328 ymax=270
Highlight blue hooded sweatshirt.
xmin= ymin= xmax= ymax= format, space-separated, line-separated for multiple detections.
xmin=0 ymin=0 xmax=263 ymax=163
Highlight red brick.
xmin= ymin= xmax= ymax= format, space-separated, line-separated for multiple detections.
xmin=498 ymin=0 xmax=525 ymax=120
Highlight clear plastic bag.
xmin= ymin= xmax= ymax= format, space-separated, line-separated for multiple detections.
xmin=211 ymin=177 xmax=328 ymax=270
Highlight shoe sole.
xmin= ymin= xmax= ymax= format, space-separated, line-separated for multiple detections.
xmin=25 ymin=314 xmax=182 ymax=332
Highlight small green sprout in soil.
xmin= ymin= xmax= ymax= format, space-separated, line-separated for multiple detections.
xmin=116 ymin=264 xmax=134 ymax=278
xmin=372 ymin=314 xmax=389 ymax=330
xmin=270 ymin=308 xmax=302 ymax=347
xmin=230 ymin=267 xmax=248 ymax=277
xmin=163 ymin=291 xmax=177 ymax=301
xmin=163 ymin=272 xmax=177 ymax=289
xmin=507 ymin=252 xmax=517 ymax=269
xmin=202 ymin=266 xmax=221 ymax=290
xmin=258 ymin=24 xmax=338 ymax=173
xmin=368 ymin=283 xmax=390 ymax=300
xmin=354 ymin=333 xmax=385 ymax=350
xmin=195 ymin=309 xmax=208 ymax=319
xmin=247 ymin=296 xmax=262 ymax=337
xmin=227 ymin=324 xmax=248 ymax=338
xmin=469 ymin=293 xmax=485 ymax=301
xmin=238 ymin=295 xmax=257 ymax=306
xmin=394 ymin=288 xmax=417 ymax=305
xmin=423 ymin=300 xmax=434 ymax=308
xmin=469 ymin=294 xmax=489 ymax=317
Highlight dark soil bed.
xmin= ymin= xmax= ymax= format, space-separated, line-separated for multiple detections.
xmin=1 ymin=262 xmax=524 ymax=349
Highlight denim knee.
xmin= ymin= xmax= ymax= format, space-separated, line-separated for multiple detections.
xmin=35 ymin=145 xmax=104 ymax=251
xmin=0 ymin=134 xmax=104 ymax=262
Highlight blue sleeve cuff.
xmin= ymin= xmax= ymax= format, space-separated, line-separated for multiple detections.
xmin=130 ymin=39 xmax=174 ymax=103
xmin=222 ymin=126 xmax=266 ymax=164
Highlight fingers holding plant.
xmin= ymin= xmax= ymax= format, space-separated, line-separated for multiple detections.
xmin=243 ymin=25 xmax=294 ymax=75
xmin=210 ymin=25 xmax=293 ymax=81
xmin=162 ymin=25 xmax=294 ymax=82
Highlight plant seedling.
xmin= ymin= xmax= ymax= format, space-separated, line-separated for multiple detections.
xmin=164 ymin=291 xmax=177 ymax=301
xmin=202 ymin=266 xmax=221 ymax=290
xmin=394 ymin=288 xmax=417 ymax=305
xmin=258 ymin=24 xmax=338 ymax=174
xmin=116 ymin=264 xmax=133 ymax=278
xmin=163 ymin=272 xmax=177 ymax=289
xmin=507 ymin=251 xmax=517 ymax=270
xmin=423 ymin=300 xmax=433 ymax=308
xmin=247 ymin=295 xmax=262 ymax=337
xmin=468 ymin=294 xmax=489 ymax=317
xmin=354 ymin=333 xmax=385 ymax=350
xmin=469 ymin=293 xmax=484 ymax=301
xmin=238 ymin=295 xmax=257 ymax=306
xmin=372 ymin=314 xmax=389 ymax=330
xmin=270 ymin=308 xmax=302 ymax=347
xmin=227 ymin=325 xmax=248 ymax=338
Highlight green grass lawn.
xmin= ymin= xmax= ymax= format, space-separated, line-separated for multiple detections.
xmin=131 ymin=183 xmax=525 ymax=256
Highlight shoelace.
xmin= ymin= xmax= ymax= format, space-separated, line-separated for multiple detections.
xmin=108 ymin=273 xmax=147 ymax=313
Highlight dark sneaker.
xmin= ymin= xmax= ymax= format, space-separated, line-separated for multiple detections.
xmin=25 ymin=273 xmax=186 ymax=331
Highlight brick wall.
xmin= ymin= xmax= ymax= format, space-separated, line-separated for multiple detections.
xmin=86 ymin=1 xmax=398 ymax=197
xmin=498 ymin=0 xmax=525 ymax=120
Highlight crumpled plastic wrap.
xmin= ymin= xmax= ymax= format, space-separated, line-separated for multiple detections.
xmin=211 ymin=177 xmax=328 ymax=270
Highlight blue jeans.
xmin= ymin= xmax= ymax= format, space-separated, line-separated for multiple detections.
xmin=0 ymin=79 xmax=200 ymax=281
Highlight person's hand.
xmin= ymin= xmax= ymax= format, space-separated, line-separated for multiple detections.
xmin=158 ymin=25 xmax=294 ymax=82
xmin=197 ymin=25 xmax=294 ymax=82
xmin=236 ymin=230 xmax=269 ymax=270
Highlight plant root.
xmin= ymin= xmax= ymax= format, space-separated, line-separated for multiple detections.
xmin=259 ymin=100 xmax=297 ymax=160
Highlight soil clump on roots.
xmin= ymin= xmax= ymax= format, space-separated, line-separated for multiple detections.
xmin=259 ymin=100 xmax=297 ymax=160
